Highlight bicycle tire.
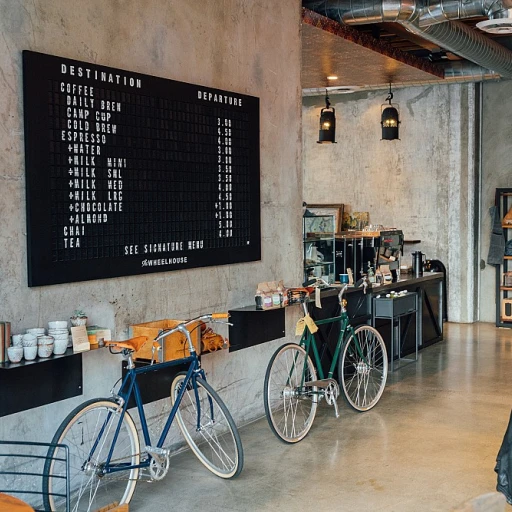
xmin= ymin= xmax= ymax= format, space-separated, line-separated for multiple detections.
xmin=43 ymin=398 xmax=140 ymax=511
xmin=264 ymin=342 xmax=318 ymax=443
xmin=338 ymin=325 xmax=388 ymax=412
xmin=171 ymin=372 xmax=243 ymax=478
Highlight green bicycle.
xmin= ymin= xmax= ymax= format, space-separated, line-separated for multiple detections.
xmin=264 ymin=279 xmax=388 ymax=443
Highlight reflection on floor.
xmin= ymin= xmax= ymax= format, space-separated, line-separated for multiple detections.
xmin=130 ymin=322 xmax=512 ymax=511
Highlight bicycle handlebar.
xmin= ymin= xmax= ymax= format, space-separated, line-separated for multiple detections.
xmin=303 ymin=275 xmax=368 ymax=306
xmin=155 ymin=313 xmax=231 ymax=342
xmin=211 ymin=312 xmax=229 ymax=320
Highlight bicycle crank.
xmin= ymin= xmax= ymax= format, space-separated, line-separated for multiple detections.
xmin=145 ymin=446 xmax=170 ymax=481
xmin=305 ymin=378 xmax=340 ymax=418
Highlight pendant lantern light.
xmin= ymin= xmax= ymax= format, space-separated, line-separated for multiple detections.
xmin=381 ymin=83 xmax=400 ymax=141
xmin=317 ymin=91 xmax=336 ymax=144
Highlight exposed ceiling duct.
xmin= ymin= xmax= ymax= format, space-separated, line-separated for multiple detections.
xmin=306 ymin=0 xmax=512 ymax=77
xmin=404 ymin=20 xmax=512 ymax=77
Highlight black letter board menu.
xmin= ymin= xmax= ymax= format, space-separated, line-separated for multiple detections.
xmin=22 ymin=50 xmax=260 ymax=286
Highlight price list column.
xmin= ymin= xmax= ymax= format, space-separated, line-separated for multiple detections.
xmin=215 ymin=116 xmax=233 ymax=243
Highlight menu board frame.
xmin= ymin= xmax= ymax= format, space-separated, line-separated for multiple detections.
xmin=22 ymin=51 xmax=261 ymax=286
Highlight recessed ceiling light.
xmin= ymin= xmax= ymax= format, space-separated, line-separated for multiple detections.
xmin=327 ymin=75 xmax=338 ymax=80
xmin=302 ymin=85 xmax=360 ymax=96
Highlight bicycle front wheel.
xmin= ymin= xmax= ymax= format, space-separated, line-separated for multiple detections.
xmin=43 ymin=398 xmax=140 ymax=512
xmin=171 ymin=373 xmax=243 ymax=478
xmin=338 ymin=325 xmax=388 ymax=411
xmin=264 ymin=343 xmax=318 ymax=443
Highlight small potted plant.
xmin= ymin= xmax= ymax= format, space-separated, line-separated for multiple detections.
xmin=70 ymin=309 xmax=88 ymax=327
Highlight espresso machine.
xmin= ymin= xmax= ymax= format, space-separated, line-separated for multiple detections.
xmin=335 ymin=229 xmax=403 ymax=281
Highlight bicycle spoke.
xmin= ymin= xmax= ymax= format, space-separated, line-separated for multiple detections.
xmin=172 ymin=374 xmax=242 ymax=478
xmin=264 ymin=344 xmax=317 ymax=443
xmin=339 ymin=326 xmax=388 ymax=412
xmin=46 ymin=400 xmax=140 ymax=512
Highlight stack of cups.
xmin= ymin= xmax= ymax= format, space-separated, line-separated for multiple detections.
xmin=22 ymin=333 xmax=38 ymax=360
xmin=48 ymin=321 xmax=69 ymax=355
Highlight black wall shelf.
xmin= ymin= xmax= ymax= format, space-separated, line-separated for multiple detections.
xmin=0 ymin=350 xmax=83 ymax=417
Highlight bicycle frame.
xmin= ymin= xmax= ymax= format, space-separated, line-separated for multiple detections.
xmin=296 ymin=285 xmax=368 ymax=391
xmin=92 ymin=352 xmax=206 ymax=476
xmin=299 ymin=313 xmax=353 ymax=381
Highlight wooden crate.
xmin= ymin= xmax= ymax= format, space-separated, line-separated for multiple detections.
xmin=129 ymin=319 xmax=202 ymax=362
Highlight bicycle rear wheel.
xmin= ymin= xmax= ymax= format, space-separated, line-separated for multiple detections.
xmin=264 ymin=343 xmax=318 ymax=443
xmin=171 ymin=373 xmax=243 ymax=478
xmin=43 ymin=398 xmax=140 ymax=511
xmin=338 ymin=325 xmax=388 ymax=411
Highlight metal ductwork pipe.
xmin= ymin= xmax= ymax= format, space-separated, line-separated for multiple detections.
xmin=418 ymin=0 xmax=499 ymax=26
xmin=339 ymin=0 xmax=420 ymax=24
xmin=440 ymin=60 xmax=500 ymax=80
xmin=401 ymin=19 xmax=512 ymax=76
xmin=308 ymin=0 xmax=512 ymax=77
xmin=310 ymin=0 xmax=512 ymax=24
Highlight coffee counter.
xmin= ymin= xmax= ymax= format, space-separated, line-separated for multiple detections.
xmin=229 ymin=272 xmax=444 ymax=362
xmin=308 ymin=272 xmax=444 ymax=375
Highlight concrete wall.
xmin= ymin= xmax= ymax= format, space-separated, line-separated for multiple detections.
xmin=480 ymin=80 xmax=512 ymax=323
xmin=303 ymin=84 xmax=479 ymax=323
xmin=0 ymin=1 xmax=302 ymax=441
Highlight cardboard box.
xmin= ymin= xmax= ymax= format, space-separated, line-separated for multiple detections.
xmin=129 ymin=319 xmax=201 ymax=362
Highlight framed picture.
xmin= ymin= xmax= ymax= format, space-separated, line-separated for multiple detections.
xmin=305 ymin=204 xmax=344 ymax=234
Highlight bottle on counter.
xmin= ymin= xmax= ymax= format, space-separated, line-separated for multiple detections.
xmin=277 ymin=285 xmax=284 ymax=307
xmin=367 ymin=265 xmax=376 ymax=284
xmin=255 ymin=289 xmax=264 ymax=310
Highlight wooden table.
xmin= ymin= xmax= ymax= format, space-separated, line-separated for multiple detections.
xmin=0 ymin=493 xmax=34 ymax=511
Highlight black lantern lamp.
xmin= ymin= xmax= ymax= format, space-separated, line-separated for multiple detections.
xmin=317 ymin=91 xmax=336 ymax=144
xmin=381 ymin=84 xmax=400 ymax=140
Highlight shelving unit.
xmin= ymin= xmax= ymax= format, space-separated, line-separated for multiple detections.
xmin=303 ymin=214 xmax=335 ymax=284
xmin=495 ymin=188 xmax=512 ymax=327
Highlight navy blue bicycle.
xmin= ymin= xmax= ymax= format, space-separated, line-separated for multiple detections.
xmin=43 ymin=313 xmax=243 ymax=512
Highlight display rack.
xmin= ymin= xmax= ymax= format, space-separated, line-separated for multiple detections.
xmin=303 ymin=214 xmax=335 ymax=284
xmin=495 ymin=188 xmax=512 ymax=328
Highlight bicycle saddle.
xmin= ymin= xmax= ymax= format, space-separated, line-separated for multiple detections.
xmin=106 ymin=336 xmax=149 ymax=352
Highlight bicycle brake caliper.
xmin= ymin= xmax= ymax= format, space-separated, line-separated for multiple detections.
xmin=110 ymin=393 xmax=125 ymax=409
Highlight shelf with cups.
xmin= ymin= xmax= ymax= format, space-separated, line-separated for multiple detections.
xmin=0 ymin=318 xmax=98 ymax=417
xmin=0 ymin=344 xmax=104 ymax=370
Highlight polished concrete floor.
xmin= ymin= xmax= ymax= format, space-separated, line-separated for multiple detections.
xmin=130 ymin=322 xmax=512 ymax=511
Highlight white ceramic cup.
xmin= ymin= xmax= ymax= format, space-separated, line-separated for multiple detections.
xmin=22 ymin=333 xmax=37 ymax=347
xmin=53 ymin=338 xmax=68 ymax=355
xmin=37 ymin=335 xmax=54 ymax=358
xmin=11 ymin=334 xmax=23 ymax=347
xmin=23 ymin=345 xmax=37 ymax=360
xmin=7 ymin=346 xmax=23 ymax=363
xmin=38 ymin=343 xmax=54 ymax=358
